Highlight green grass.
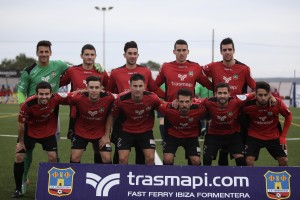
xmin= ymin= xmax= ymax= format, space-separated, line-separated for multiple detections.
xmin=0 ymin=104 xmax=300 ymax=199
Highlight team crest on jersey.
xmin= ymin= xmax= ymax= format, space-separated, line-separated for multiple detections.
xmin=268 ymin=112 xmax=273 ymax=116
xmin=48 ymin=167 xmax=75 ymax=197
xmin=264 ymin=171 xmax=291 ymax=199
xmin=146 ymin=106 xmax=152 ymax=111
xmin=188 ymin=71 xmax=193 ymax=77
xmin=99 ymin=108 xmax=105 ymax=113
xmin=51 ymin=71 xmax=57 ymax=78
xmin=188 ymin=118 xmax=193 ymax=123
xmin=227 ymin=111 xmax=233 ymax=117
xmin=233 ymin=74 xmax=239 ymax=79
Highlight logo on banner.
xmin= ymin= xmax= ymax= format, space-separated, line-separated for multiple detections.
xmin=48 ymin=167 xmax=75 ymax=197
xmin=86 ymin=173 xmax=120 ymax=197
xmin=264 ymin=170 xmax=291 ymax=199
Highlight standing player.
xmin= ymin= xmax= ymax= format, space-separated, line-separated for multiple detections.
xmin=106 ymin=41 xmax=164 ymax=164
xmin=158 ymin=88 xmax=206 ymax=165
xmin=60 ymin=44 xmax=109 ymax=163
xmin=12 ymin=82 xmax=64 ymax=198
xmin=243 ymin=81 xmax=292 ymax=166
xmin=63 ymin=76 xmax=114 ymax=164
xmin=17 ymin=40 xmax=69 ymax=193
xmin=155 ymin=39 xmax=212 ymax=164
xmin=202 ymin=83 xmax=254 ymax=166
xmin=203 ymin=37 xmax=256 ymax=165
xmin=155 ymin=39 xmax=212 ymax=102
xmin=102 ymin=74 xmax=161 ymax=165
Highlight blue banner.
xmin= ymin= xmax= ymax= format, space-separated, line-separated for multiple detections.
xmin=36 ymin=163 xmax=300 ymax=199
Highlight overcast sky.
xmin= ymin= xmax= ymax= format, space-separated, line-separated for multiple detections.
xmin=1 ymin=0 xmax=300 ymax=78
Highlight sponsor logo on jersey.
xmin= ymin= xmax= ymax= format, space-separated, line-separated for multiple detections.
xmin=223 ymin=76 xmax=232 ymax=83
xmin=264 ymin=171 xmax=291 ymax=199
xmin=48 ymin=167 xmax=75 ymax=197
xmin=41 ymin=76 xmax=50 ymax=82
xmin=135 ymin=109 xmax=145 ymax=115
xmin=88 ymin=110 xmax=98 ymax=116
xmin=259 ymin=116 xmax=267 ymax=121
xmin=178 ymin=74 xmax=187 ymax=81
xmin=217 ymin=115 xmax=227 ymax=121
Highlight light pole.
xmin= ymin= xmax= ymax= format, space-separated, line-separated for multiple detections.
xmin=95 ymin=6 xmax=113 ymax=67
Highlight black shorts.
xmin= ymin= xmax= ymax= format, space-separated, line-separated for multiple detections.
xmin=17 ymin=134 xmax=57 ymax=153
xmin=117 ymin=130 xmax=156 ymax=150
xmin=163 ymin=134 xmax=200 ymax=157
xmin=245 ymin=136 xmax=287 ymax=160
xmin=203 ymin=133 xmax=244 ymax=159
xmin=71 ymin=134 xmax=112 ymax=152
xmin=157 ymin=111 xmax=164 ymax=118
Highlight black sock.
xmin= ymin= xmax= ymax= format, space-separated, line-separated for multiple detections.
xmin=203 ymin=155 xmax=212 ymax=166
xmin=94 ymin=153 xmax=103 ymax=164
xmin=235 ymin=157 xmax=245 ymax=166
xmin=14 ymin=162 xmax=24 ymax=191
xmin=218 ymin=151 xmax=229 ymax=166
xmin=70 ymin=160 xmax=80 ymax=163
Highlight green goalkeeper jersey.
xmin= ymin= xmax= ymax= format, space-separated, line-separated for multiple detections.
xmin=17 ymin=60 xmax=69 ymax=104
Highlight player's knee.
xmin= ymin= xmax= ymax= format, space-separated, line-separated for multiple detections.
xmin=15 ymin=153 xmax=25 ymax=163
xmin=101 ymin=154 xmax=112 ymax=164
xmin=119 ymin=155 xmax=128 ymax=164
xmin=189 ymin=157 xmax=201 ymax=166
xmin=48 ymin=153 xmax=57 ymax=162
xmin=71 ymin=154 xmax=81 ymax=163
xmin=278 ymin=157 xmax=288 ymax=166
xmin=163 ymin=154 xmax=174 ymax=165
xmin=245 ymin=157 xmax=255 ymax=166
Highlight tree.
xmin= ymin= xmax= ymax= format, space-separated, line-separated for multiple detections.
xmin=0 ymin=53 xmax=36 ymax=71
xmin=139 ymin=60 xmax=161 ymax=71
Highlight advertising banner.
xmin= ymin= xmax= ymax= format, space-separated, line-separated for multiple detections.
xmin=36 ymin=163 xmax=300 ymax=199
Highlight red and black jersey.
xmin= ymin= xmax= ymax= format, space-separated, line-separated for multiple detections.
xmin=155 ymin=60 xmax=212 ymax=101
xmin=242 ymin=98 xmax=292 ymax=140
xmin=18 ymin=94 xmax=63 ymax=138
xmin=203 ymin=60 xmax=256 ymax=96
xmin=106 ymin=65 xmax=164 ymax=97
xmin=59 ymin=64 xmax=109 ymax=118
xmin=111 ymin=91 xmax=162 ymax=134
xmin=158 ymin=102 xmax=206 ymax=138
xmin=63 ymin=91 xmax=114 ymax=139
xmin=60 ymin=64 xmax=109 ymax=90
xmin=204 ymin=93 xmax=254 ymax=135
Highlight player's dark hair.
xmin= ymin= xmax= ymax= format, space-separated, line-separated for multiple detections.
xmin=86 ymin=76 xmax=102 ymax=85
xmin=36 ymin=40 xmax=52 ymax=53
xmin=130 ymin=73 xmax=145 ymax=83
xmin=215 ymin=82 xmax=230 ymax=92
xmin=81 ymin=44 xmax=96 ymax=54
xmin=174 ymin=39 xmax=188 ymax=49
xmin=36 ymin=81 xmax=52 ymax=93
xmin=177 ymin=88 xmax=192 ymax=99
xmin=255 ymin=81 xmax=270 ymax=93
xmin=220 ymin=37 xmax=235 ymax=51
xmin=124 ymin=41 xmax=138 ymax=53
